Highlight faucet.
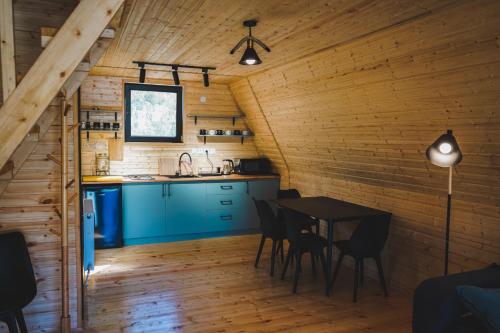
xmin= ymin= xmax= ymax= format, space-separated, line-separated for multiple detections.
xmin=178 ymin=152 xmax=193 ymax=176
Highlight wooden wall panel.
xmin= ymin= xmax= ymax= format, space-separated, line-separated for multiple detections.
xmin=229 ymin=79 xmax=290 ymax=187
xmin=231 ymin=0 xmax=500 ymax=290
xmin=80 ymin=75 xmax=260 ymax=175
xmin=0 ymin=1 xmax=79 ymax=332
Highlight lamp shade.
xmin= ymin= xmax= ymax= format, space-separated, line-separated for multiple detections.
xmin=426 ymin=130 xmax=462 ymax=167
xmin=239 ymin=46 xmax=262 ymax=65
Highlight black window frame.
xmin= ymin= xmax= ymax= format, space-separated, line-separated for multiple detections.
xmin=124 ymin=83 xmax=183 ymax=143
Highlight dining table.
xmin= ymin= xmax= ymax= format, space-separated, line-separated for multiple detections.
xmin=274 ymin=196 xmax=391 ymax=296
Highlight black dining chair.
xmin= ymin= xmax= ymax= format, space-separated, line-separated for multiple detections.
xmin=253 ymin=199 xmax=287 ymax=276
xmin=277 ymin=189 xmax=320 ymax=234
xmin=0 ymin=232 xmax=37 ymax=333
xmin=281 ymin=208 xmax=328 ymax=293
xmin=330 ymin=213 xmax=392 ymax=302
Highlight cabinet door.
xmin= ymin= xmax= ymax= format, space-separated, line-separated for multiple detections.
xmin=244 ymin=179 xmax=281 ymax=228
xmin=166 ymin=183 xmax=206 ymax=235
xmin=122 ymin=184 xmax=166 ymax=240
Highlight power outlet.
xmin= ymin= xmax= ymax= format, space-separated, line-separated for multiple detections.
xmin=191 ymin=148 xmax=216 ymax=156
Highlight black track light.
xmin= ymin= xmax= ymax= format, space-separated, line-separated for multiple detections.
xmin=230 ymin=19 xmax=270 ymax=65
xmin=202 ymin=68 xmax=209 ymax=87
xmin=139 ymin=63 xmax=146 ymax=83
xmin=171 ymin=65 xmax=180 ymax=85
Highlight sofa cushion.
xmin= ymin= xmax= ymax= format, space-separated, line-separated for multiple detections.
xmin=456 ymin=286 xmax=500 ymax=333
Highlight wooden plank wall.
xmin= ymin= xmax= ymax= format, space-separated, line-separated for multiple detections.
xmin=0 ymin=0 xmax=79 ymax=332
xmin=230 ymin=0 xmax=500 ymax=290
xmin=80 ymin=75 xmax=260 ymax=175
xmin=230 ymin=79 xmax=290 ymax=186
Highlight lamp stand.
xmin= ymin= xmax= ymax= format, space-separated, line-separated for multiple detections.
xmin=444 ymin=166 xmax=452 ymax=276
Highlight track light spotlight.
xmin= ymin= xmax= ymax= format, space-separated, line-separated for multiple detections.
xmin=230 ymin=20 xmax=270 ymax=65
xmin=202 ymin=68 xmax=209 ymax=87
xmin=139 ymin=63 xmax=146 ymax=83
xmin=171 ymin=65 xmax=180 ymax=85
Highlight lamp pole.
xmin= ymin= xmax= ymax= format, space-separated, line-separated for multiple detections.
xmin=444 ymin=166 xmax=452 ymax=276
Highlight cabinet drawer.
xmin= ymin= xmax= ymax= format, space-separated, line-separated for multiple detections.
xmin=206 ymin=194 xmax=243 ymax=210
xmin=206 ymin=182 xmax=246 ymax=195
xmin=204 ymin=210 xmax=243 ymax=231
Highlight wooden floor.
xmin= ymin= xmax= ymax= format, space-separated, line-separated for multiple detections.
xmin=85 ymin=235 xmax=412 ymax=332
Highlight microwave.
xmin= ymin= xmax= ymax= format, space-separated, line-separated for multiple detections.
xmin=238 ymin=158 xmax=272 ymax=175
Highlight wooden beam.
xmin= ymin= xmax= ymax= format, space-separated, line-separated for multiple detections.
xmin=0 ymin=0 xmax=125 ymax=170
xmin=60 ymin=96 xmax=70 ymax=333
xmin=72 ymin=92 xmax=83 ymax=328
xmin=0 ymin=0 xmax=16 ymax=100
xmin=41 ymin=27 xmax=116 ymax=48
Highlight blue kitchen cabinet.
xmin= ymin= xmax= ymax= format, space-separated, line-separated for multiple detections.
xmin=122 ymin=183 xmax=166 ymax=244
xmin=166 ymin=183 xmax=206 ymax=235
xmin=121 ymin=178 xmax=280 ymax=245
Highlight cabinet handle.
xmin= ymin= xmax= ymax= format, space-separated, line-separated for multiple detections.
xmin=246 ymin=181 xmax=249 ymax=194
xmin=168 ymin=184 xmax=171 ymax=197
xmin=162 ymin=184 xmax=165 ymax=197
xmin=220 ymin=215 xmax=232 ymax=221
xmin=220 ymin=185 xmax=233 ymax=190
xmin=220 ymin=200 xmax=233 ymax=205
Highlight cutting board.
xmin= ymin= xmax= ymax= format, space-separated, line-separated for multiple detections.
xmin=108 ymin=138 xmax=123 ymax=161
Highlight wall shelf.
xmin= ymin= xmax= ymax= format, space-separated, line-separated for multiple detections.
xmin=197 ymin=134 xmax=253 ymax=144
xmin=187 ymin=113 xmax=244 ymax=125
xmin=80 ymin=128 xmax=121 ymax=140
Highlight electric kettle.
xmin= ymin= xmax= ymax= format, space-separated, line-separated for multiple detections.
xmin=222 ymin=159 xmax=234 ymax=175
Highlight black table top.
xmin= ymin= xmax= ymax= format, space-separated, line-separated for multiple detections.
xmin=274 ymin=196 xmax=389 ymax=222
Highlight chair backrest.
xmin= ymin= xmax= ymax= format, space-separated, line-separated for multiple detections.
xmin=282 ymin=208 xmax=309 ymax=243
xmin=350 ymin=214 xmax=392 ymax=256
xmin=0 ymin=232 xmax=37 ymax=303
xmin=253 ymin=198 xmax=279 ymax=237
xmin=277 ymin=189 xmax=301 ymax=199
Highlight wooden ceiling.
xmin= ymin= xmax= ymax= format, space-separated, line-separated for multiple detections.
xmin=91 ymin=0 xmax=450 ymax=83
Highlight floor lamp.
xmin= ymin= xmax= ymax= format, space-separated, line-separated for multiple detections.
xmin=426 ymin=129 xmax=462 ymax=276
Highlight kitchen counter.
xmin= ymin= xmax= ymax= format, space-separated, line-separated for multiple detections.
xmin=81 ymin=174 xmax=280 ymax=185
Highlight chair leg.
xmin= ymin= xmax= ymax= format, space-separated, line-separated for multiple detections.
xmin=279 ymin=240 xmax=285 ymax=262
xmin=359 ymin=258 xmax=364 ymax=287
xmin=375 ymin=255 xmax=389 ymax=297
xmin=353 ymin=259 xmax=360 ymax=303
xmin=281 ymin=247 xmax=292 ymax=280
xmin=310 ymin=252 xmax=316 ymax=276
xmin=270 ymin=239 xmax=277 ymax=276
xmin=254 ymin=235 xmax=266 ymax=268
xmin=4 ymin=313 xmax=19 ymax=333
xmin=293 ymin=253 xmax=302 ymax=294
xmin=15 ymin=310 xmax=27 ymax=333
xmin=330 ymin=252 xmax=344 ymax=291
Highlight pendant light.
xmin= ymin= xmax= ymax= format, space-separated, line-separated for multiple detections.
xmin=426 ymin=129 xmax=462 ymax=276
xmin=230 ymin=19 xmax=270 ymax=65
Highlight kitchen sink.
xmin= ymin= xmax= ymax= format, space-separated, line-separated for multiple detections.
xmin=167 ymin=174 xmax=200 ymax=179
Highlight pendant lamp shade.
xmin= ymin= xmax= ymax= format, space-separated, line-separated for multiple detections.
xmin=239 ymin=46 xmax=262 ymax=65
xmin=426 ymin=130 xmax=462 ymax=167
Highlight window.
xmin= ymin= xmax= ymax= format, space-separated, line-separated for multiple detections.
xmin=124 ymin=83 xmax=183 ymax=142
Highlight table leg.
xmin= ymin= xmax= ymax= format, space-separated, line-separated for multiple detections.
xmin=325 ymin=220 xmax=334 ymax=296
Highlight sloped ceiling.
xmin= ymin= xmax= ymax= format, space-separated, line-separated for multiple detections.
xmin=91 ymin=0 xmax=454 ymax=82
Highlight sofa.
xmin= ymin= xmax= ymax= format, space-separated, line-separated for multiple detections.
xmin=412 ymin=264 xmax=500 ymax=333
